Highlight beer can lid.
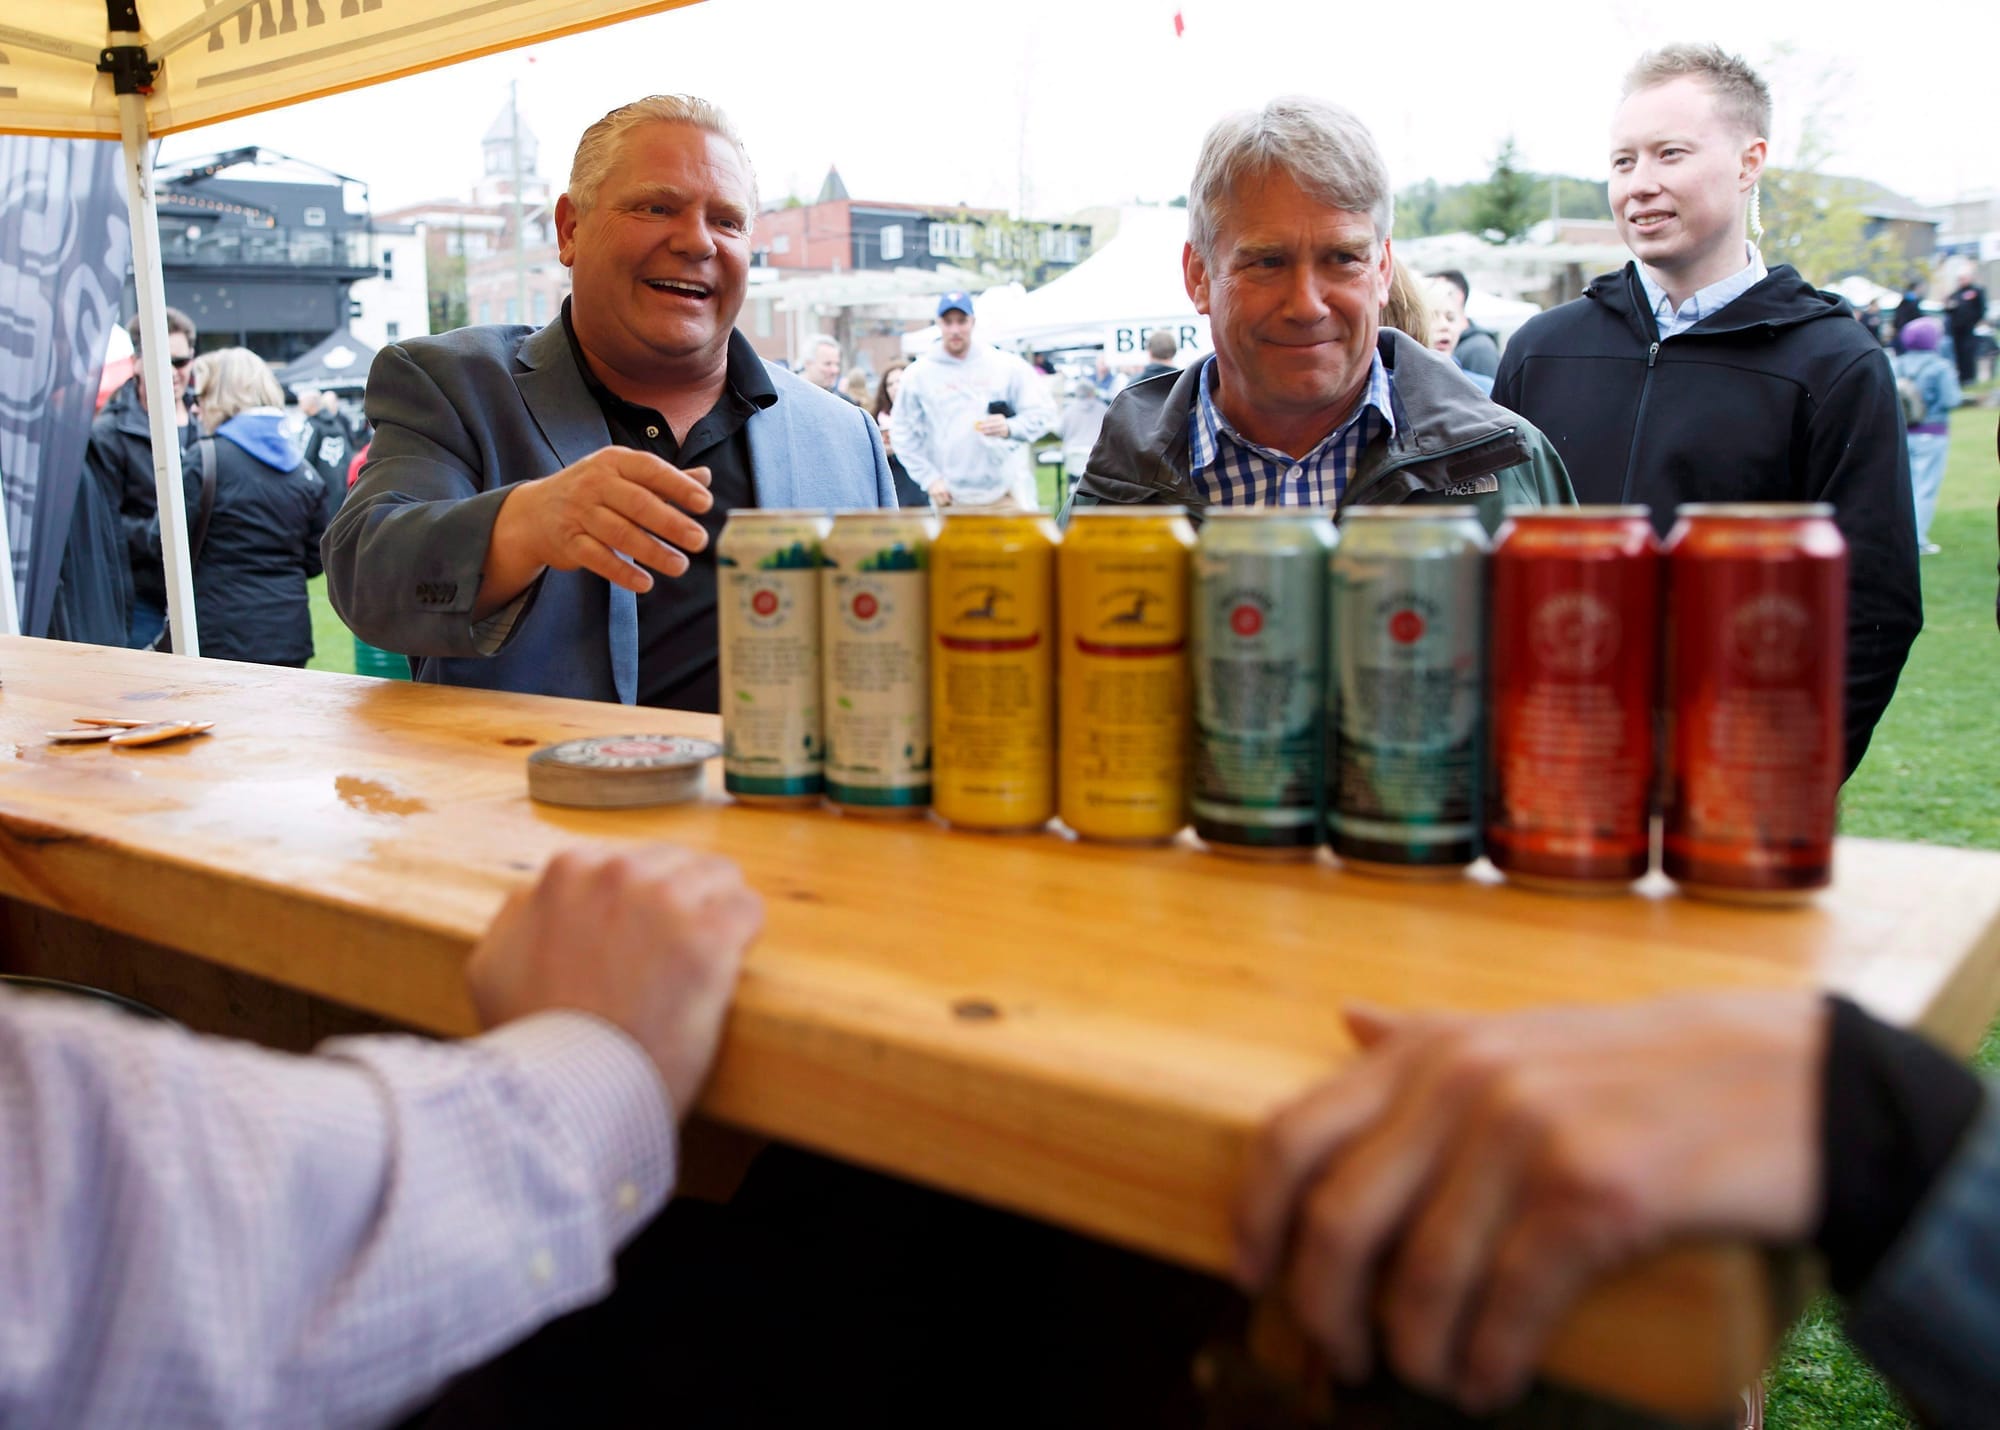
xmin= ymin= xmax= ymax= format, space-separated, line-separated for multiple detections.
xmin=1067 ymin=505 xmax=1189 ymax=518
xmin=527 ymin=735 xmax=720 ymax=809
xmin=1673 ymin=502 xmax=1836 ymax=519
xmin=1501 ymin=504 xmax=1651 ymax=519
xmin=1341 ymin=505 xmax=1480 ymax=519
xmin=1204 ymin=505 xmax=1333 ymax=519
xmin=723 ymin=509 xmax=833 ymax=521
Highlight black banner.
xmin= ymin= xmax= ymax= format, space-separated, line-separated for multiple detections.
xmin=0 ymin=135 xmax=131 ymax=636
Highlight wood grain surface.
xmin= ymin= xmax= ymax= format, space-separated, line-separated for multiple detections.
xmin=3 ymin=636 xmax=1996 ymax=1416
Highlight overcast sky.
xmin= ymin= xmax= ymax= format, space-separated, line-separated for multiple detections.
xmin=158 ymin=0 xmax=1999 ymax=222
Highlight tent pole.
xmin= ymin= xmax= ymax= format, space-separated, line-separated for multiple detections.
xmin=117 ymin=89 xmax=199 ymax=657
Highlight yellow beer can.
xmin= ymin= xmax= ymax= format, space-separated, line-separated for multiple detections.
xmin=1058 ymin=507 xmax=1196 ymax=843
xmin=930 ymin=509 xmax=1059 ymax=832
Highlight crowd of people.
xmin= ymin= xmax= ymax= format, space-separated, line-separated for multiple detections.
xmin=49 ymin=309 xmax=366 ymax=665
xmin=9 ymin=37 xmax=1998 ymax=1430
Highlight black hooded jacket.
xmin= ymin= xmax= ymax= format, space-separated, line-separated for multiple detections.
xmin=83 ymin=379 xmax=195 ymax=612
xmin=1492 ymin=262 xmax=1922 ymax=779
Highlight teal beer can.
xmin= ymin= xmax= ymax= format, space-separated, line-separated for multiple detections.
xmin=718 ymin=510 xmax=831 ymax=805
xmin=1190 ymin=509 xmax=1336 ymax=859
xmin=1326 ymin=507 xmax=1489 ymax=877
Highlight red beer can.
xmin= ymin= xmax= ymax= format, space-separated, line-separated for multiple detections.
xmin=1488 ymin=507 xmax=1660 ymax=892
xmin=1662 ymin=504 xmax=1848 ymax=905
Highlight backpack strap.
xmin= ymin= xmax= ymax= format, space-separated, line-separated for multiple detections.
xmin=188 ymin=437 xmax=219 ymax=565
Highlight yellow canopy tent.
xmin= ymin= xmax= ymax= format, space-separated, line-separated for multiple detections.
xmin=0 ymin=0 xmax=701 ymax=652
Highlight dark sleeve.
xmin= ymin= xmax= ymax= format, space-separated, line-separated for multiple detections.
xmin=303 ymin=470 xmax=330 ymax=583
xmin=1490 ymin=336 xmax=1525 ymax=416
xmin=94 ymin=426 xmax=155 ymax=572
xmin=1815 ymin=997 xmax=1985 ymax=1297
xmin=320 ymin=343 xmax=521 ymax=658
xmin=1807 ymin=348 xmax=1923 ymax=779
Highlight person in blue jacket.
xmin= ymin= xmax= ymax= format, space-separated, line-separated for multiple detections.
xmin=150 ymin=347 xmax=332 ymax=666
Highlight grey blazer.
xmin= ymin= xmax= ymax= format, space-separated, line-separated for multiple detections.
xmin=323 ymin=319 xmax=894 ymax=704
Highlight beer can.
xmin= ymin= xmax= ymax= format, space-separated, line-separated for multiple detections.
xmin=1327 ymin=507 xmax=1489 ymax=878
xmin=931 ymin=509 xmax=1059 ymax=832
xmin=1662 ymin=503 xmax=1847 ymax=904
xmin=717 ymin=510 xmax=830 ymax=806
xmin=1487 ymin=507 xmax=1661 ymax=893
xmin=1190 ymin=509 xmax=1336 ymax=859
xmin=1058 ymin=508 xmax=1196 ymax=844
xmin=821 ymin=511 xmax=937 ymax=817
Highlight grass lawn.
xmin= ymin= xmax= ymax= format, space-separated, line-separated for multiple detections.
xmin=1767 ymin=389 xmax=1999 ymax=1429
xmin=307 ymin=404 xmax=1999 ymax=1427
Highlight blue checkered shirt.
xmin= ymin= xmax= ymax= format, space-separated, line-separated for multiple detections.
xmin=1187 ymin=353 xmax=1396 ymax=508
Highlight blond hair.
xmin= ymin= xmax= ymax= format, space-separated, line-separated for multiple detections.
xmin=192 ymin=348 xmax=285 ymax=430
xmin=566 ymin=95 xmax=758 ymax=220
xmin=1623 ymin=44 xmax=1771 ymax=140
xmin=1382 ymin=258 xmax=1434 ymax=344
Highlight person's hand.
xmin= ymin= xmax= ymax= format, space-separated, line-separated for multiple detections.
xmin=1234 ymin=991 xmax=1826 ymax=1414
xmin=876 ymin=413 xmax=895 ymax=457
xmin=466 ymin=845 xmax=764 ymax=1119
xmin=479 ymin=448 xmax=715 ymax=613
xmin=974 ymin=415 xmax=1011 ymax=439
xmin=931 ymin=487 xmax=954 ymax=508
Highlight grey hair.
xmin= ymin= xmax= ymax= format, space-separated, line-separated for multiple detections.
xmin=1187 ymin=96 xmax=1393 ymax=258
xmin=1623 ymin=44 xmax=1771 ymax=141
xmin=193 ymin=348 xmax=285 ymax=430
xmin=802 ymin=333 xmax=840 ymax=357
xmin=567 ymin=95 xmax=759 ymax=221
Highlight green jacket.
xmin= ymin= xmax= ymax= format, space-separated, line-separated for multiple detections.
xmin=1062 ymin=327 xmax=1574 ymax=531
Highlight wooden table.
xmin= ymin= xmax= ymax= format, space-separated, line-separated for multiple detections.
xmin=3 ymin=635 xmax=1997 ymax=1419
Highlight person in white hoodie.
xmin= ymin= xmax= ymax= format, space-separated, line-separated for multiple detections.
xmin=895 ymin=291 xmax=1055 ymax=507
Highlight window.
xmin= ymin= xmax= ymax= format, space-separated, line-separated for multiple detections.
xmin=505 ymin=298 xmax=519 ymax=325
xmin=532 ymin=291 xmax=549 ymax=324
xmin=772 ymin=233 xmax=792 ymax=255
xmin=382 ymin=246 xmax=395 ymax=281
xmin=752 ymin=299 xmax=772 ymax=337
xmin=1040 ymin=229 xmax=1082 ymax=263
xmin=385 ymin=321 xmax=401 ymax=341
xmin=478 ymin=301 xmax=491 ymax=324
xmin=928 ymin=222 xmax=975 ymax=259
xmin=879 ymin=224 xmax=904 ymax=262
xmin=302 ymin=206 xmax=326 ymax=227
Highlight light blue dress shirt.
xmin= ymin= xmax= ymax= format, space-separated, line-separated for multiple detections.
xmin=1636 ymin=241 xmax=1769 ymax=340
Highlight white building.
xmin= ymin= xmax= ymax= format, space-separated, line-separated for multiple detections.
xmin=346 ymin=221 xmax=431 ymax=350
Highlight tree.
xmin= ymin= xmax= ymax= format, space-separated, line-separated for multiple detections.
xmin=428 ymin=249 xmax=468 ymax=334
xmin=1754 ymin=47 xmax=1902 ymax=288
xmin=1471 ymin=136 xmax=1537 ymax=244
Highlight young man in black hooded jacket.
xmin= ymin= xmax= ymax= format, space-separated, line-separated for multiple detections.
xmin=1493 ymin=44 xmax=1920 ymax=780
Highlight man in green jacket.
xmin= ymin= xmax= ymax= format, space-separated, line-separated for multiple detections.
xmin=1068 ymin=96 xmax=1571 ymax=530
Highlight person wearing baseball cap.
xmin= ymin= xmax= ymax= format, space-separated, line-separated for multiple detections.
xmin=894 ymin=291 xmax=1055 ymax=507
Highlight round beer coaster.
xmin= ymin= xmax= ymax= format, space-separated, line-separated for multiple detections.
xmin=526 ymin=735 xmax=720 ymax=809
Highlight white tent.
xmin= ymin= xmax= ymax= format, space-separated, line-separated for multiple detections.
xmin=981 ymin=206 xmax=1208 ymax=358
xmin=1 ymin=0 xmax=702 ymax=653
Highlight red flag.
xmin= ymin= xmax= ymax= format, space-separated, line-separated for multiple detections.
xmin=1173 ymin=8 xmax=1184 ymax=35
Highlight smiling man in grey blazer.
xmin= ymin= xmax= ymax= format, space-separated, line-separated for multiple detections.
xmin=325 ymin=94 xmax=893 ymax=711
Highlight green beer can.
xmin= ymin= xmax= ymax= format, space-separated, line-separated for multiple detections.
xmin=821 ymin=511 xmax=937 ymax=816
xmin=1326 ymin=506 xmax=1489 ymax=877
xmin=718 ymin=510 xmax=831 ymax=805
xmin=1191 ymin=509 xmax=1337 ymax=859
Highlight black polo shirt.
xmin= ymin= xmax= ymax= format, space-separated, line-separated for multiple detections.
xmin=561 ymin=301 xmax=776 ymax=712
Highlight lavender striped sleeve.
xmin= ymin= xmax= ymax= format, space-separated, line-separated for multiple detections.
xmin=0 ymin=991 xmax=676 ymax=1429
